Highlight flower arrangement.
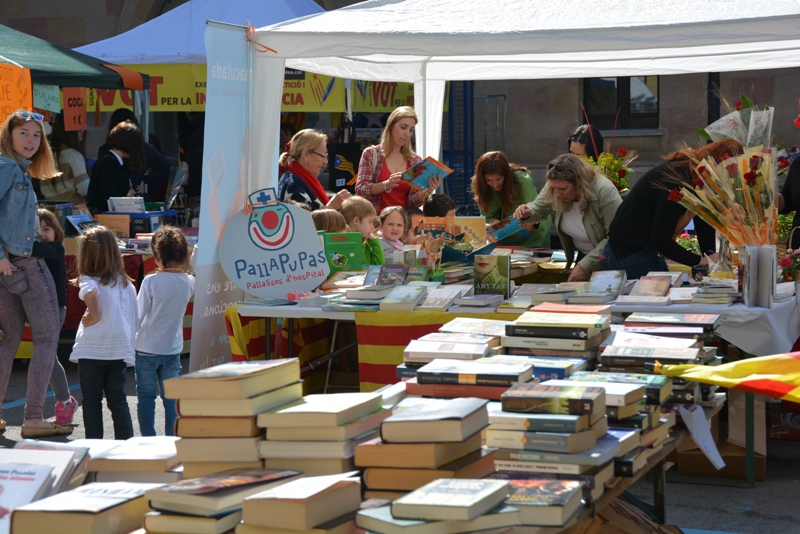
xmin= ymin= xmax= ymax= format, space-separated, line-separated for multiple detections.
xmin=780 ymin=248 xmax=800 ymax=281
xmin=669 ymin=94 xmax=777 ymax=247
xmin=579 ymin=147 xmax=637 ymax=193
xmin=676 ymin=233 xmax=701 ymax=255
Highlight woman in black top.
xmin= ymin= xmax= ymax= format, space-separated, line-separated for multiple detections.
xmin=601 ymin=138 xmax=743 ymax=279
xmin=86 ymin=120 xmax=147 ymax=214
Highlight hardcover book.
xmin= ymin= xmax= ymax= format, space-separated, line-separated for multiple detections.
xmin=401 ymin=157 xmax=454 ymax=191
xmin=501 ymin=382 xmax=605 ymax=416
xmin=322 ymin=232 xmax=363 ymax=274
xmin=391 ymin=478 xmax=509 ymax=521
xmin=163 ymin=359 xmax=300 ymax=400
xmin=474 ymin=255 xmax=512 ymax=298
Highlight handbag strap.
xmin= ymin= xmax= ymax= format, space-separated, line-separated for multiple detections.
xmin=789 ymin=226 xmax=800 ymax=253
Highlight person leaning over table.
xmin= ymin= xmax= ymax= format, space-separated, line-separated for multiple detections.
xmin=277 ymin=128 xmax=351 ymax=211
xmin=600 ymin=138 xmax=744 ymax=280
xmin=567 ymin=124 xmax=604 ymax=161
xmin=513 ymin=153 xmax=621 ymax=281
xmin=472 ymin=150 xmax=552 ymax=249
xmin=356 ymin=106 xmax=442 ymax=212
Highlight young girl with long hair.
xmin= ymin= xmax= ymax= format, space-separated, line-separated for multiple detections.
xmin=0 ymin=109 xmax=71 ymax=438
xmin=69 ymin=225 xmax=136 ymax=439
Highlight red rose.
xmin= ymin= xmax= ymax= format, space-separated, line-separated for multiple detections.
xmin=736 ymin=101 xmax=742 ymax=111
xmin=721 ymin=153 xmax=730 ymax=160
xmin=744 ymin=171 xmax=757 ymax=186
xmin=668 ymin=188 xmax=683 ymax=202
xmin=794 ymin=115 xmax=800 ymax=129
xmin=617 ymin=168 xmax=627 ymax=178
xmin=779 ymin=159 xmax=791 ymax=169
xmin=693 ymin=177 xmax=704 ymax=189
xmin=697 ymin=165 xmax=707 ymax=176
xmin=617 ymin=148 xmax=628 ymax=158
xmin=749 ymin=155 xmax=762 ymax=171
xmin=726 ymin=163 xmax=739 ymax=177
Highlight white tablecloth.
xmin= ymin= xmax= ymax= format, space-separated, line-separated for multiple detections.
xmin=610 ymin=300 xmax=800 ymax=356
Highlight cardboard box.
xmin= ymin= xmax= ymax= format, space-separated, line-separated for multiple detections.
xmin=677 ymin=439 xmax=765 ymax=481
xmin=727 ymin=390 xmax=766 ymax=455
xmin=767 ymin=399 xmax=800 ymax=440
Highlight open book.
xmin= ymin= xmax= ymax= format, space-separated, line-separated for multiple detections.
xmin=401 ymin=157 xmax=454 ymax=190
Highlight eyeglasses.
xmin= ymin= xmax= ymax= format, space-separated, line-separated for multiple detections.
xmin=15 ymin=110 xmax=44 ymax=122
xmin=547 ymin=162 xmax=566 ymax=172
xmin=311 ymin=150 xmax=328 ymax=159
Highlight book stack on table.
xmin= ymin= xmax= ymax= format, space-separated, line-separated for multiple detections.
xmin=257 ymin=392 xmax=388 ymax=476
xmin=164 ymin=359 xmax=303 ymax=479
xmin=501 ymin=311 xmax=609 ymax=361
xmin=355 ymin=397 xmax=494 ymax=500
xmin=487 ymin=382 xmax=613 ymax=506
xmin=85 ymin=436 xmax=182 ymax=484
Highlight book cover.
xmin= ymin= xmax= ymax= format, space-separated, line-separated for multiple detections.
xmin=453 ymin=216 xmax=488 ymax=248
xmin=377 ymin=264 xmax=408 ymax=286
xmin=0 ymin=462 xmax=54 ymax=532
xmin=0 ymin=449 xmax=77 ymax=498
xmin=474 ymin=255 xmax=511 ymax=298
xmin=645 ymin=271 xmax=683 ymax=287
xmin=363 ymin=264 xmax=382 ymax=286
xmin=480 ymin=355 xmax=583 ymax=381
xmin=493 ymin=432 xmax=622 ymax=467
xmin=487 ymin=217 xmax=530 ymax=246
xmin=13 ymin=440 xmax=90 ymax=491
xmin=503 ymin=479 xmax=583 ymax=527
xmin=65 ymin=213 xmax=97 ymax=235
xmin=405 ymin=265 xmax=429 ymax=282
xmin=391 ymin=478 xmax=509 ymax=522
xmin=380 ymin=285 xmax=427 ymax=311
xmin=439 ymin=317 xmax=512 ymax=337
xmin=401 ymin=157 xmax=454 ymax=191
xmin=629 ymin=276 xmax=672 ymax=297
xmin=323 ymin=232 xmax=363 ymax=274
xmin=501 ymin=382 xmax=605 ymax=415
xmin=418 ymin=288 xmax=461 ymax=310
xmin=381 ymin=397 xmax=489 ymax=443
xmin=610 ymin=331 xmax=700 ymax=350
xmin=585 ymin=270 xmax=627 ymax=296
xmin=321 ymin=270 xmax=368 ymax=290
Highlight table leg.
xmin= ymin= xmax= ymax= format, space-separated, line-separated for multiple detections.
xmin=265 ymin=316 xmax=271 ymax=360
xmin=324 ymin=321 xmax=340 ymax=394
xmin=288 ymin=318 xmax=295 ymax=358
xmin=745 ymin=391 xmax=755 ymax=487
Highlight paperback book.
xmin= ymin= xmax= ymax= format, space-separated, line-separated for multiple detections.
xmin=322 ymin=232 xmax=363 ymax=274
xmin=401 ymin=157 xmax=454 ymax=191
xmin=474 ymin=254 xmax=512 ymax=298
xmin=487 ymin=217 xmax=531 ymax=246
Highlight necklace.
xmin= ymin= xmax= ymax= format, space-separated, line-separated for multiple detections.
xmin=158 ymin=267 xmax=185 ymax=274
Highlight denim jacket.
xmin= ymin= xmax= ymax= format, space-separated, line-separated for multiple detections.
xmin=0 ymin=154 xmax=37 ymax=261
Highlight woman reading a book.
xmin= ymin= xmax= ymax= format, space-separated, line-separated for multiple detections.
xmin=514 ymin=153 xmax=621 ymax=281
xmin=600 ymin=138 xmax=743 ymax=279
xmin=356 ymin=106 xmax=441 ymax=212
xmin=472 ymin=151 xmax=552 ymax=249
xmin=278 ymin=129 xmax=351 ymax=211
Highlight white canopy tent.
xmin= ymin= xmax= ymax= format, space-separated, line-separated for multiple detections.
xmin=75 ymin=0 xmax=321 ymax=64
xmin=248 ymin=0 xmax=800 ymax=191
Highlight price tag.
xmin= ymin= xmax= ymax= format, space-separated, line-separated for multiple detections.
xmin=62 ymin=87 xmax=87 ymax=131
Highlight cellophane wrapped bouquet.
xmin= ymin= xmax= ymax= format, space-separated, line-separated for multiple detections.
xmin=669 ymin=95 xmax=777 ymax=246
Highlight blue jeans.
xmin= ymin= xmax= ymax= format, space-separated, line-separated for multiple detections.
xmin=600 ymin=242 xmax=668 ymax=280
xmin=135 ymin=352 xmax=181 ymax=436
xmin=78 ymin=359 xmax=133 ymax=439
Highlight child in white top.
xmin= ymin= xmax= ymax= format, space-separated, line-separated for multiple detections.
xmin=135 ymin=226 xmax=195 ymax=436
xmin=69 ymin=225 xmax=136 ymax=439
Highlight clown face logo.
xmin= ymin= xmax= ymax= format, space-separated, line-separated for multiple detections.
xmin=248 ymin=203 xmax=294 ymax=251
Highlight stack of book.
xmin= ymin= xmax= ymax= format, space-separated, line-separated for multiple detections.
xmin=85 ymin=436 xmax=182 ymax=484
xmin=399 ymin=331 xmax=503 ymax=384
xmin=523 ymin=283 xmax=579 ymax=305
xmin=488 ymin=383 xmax=611 ymax=503
xmin=691 ymin=279 xmax=738 ymax=306
xmin=238 ymin=473 xmax=362 ymax=534
xmin=142 ymin=468 xmax=301 ymax=533
xmin=256 ymin=392 xmax=387 ymax=476
xmin=356 ymin=479 xmax=519 ymax=534
xmin=417 ymin=286 xmax=467 ymax=311
xmin=164 ymin=359 xmax=302 ymax=479
xmin=404 ymin=356 xmax=535 ymax=400
xmin=355 ymin=397 xmax=494 ymax=499
xmin=501 ymin=311 xmax=610 ymax=360
xmin=447 ymin=293 xmax=505 ymax=314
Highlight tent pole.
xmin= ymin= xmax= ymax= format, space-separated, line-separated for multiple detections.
xmin=345 ymin=79 xmax=353 ymax=122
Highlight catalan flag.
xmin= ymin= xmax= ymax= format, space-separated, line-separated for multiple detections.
xmin=653 ymin=352 xmax=800 ymax=403
xmin=335 ymin=154 xmax=356 ymax=177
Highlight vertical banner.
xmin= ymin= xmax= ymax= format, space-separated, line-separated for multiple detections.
xmin=189 ymin=22 xmax=249 ymax=371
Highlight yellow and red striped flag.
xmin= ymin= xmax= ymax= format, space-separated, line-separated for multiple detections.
xmin=653 ymin=352 xmax=800 ymax=403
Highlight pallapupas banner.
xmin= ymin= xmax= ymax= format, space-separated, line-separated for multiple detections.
xmin=188 ymin=22 xmax=248 ymax=372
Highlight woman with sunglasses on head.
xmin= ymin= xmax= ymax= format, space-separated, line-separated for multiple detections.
xmin=514 ymin=153 xmax=622 ymax=281
xmin=601 ymin=138 xmax=744 ymax=280
xmin=567 ymin=124 xmax=604 ymax=162
xmin=356 ymin=106 xmax=442 ymax=212
xmin=471 ymin=151 xmax=552 ymax=248
xmin=278 ymin=129 xmax=351 ymax=211
xmin=0 ymin=110 xmax=72 ymax=438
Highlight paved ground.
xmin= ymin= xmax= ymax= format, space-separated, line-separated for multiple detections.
xmin=3 ymin=348 xmax=800 ymax=533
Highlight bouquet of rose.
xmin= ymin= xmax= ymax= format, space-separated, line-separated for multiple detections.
xmin=667 ymin=146 xmax=777 ymax=246
xmin=580 ymin=147 xmax=636 ymax=193
xmin=780 ymin=248 xmax=800 ymax=281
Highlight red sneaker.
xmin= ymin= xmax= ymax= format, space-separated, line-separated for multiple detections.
xmin=55 ymin=396 xmax=77 ymax=425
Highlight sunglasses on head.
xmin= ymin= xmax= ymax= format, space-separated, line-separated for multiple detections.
xmin=15 ymin=110 xmax=44 ymax=122
xmin=548 ymin=162 xmax=565 ymax=172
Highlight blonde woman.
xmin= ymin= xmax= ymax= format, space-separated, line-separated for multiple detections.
xmin=278 ymin=129 xmax=351 ymax=211
xmin=356 ymin=106 xmax=442 ymax=212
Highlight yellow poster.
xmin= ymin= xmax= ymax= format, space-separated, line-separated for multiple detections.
xmin=351 ymin=80 xmax=415 ymax=112
xmin=87 ymin=64 xmax=207 ymax=112
xmin=282 ymin=69 xmax=345 ymax=112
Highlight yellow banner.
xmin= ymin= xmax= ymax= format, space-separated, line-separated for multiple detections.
xmin=87 ymin=64 xmax=207 ymax=112
xmin=282 ymin=68 xmax=345 ymax=112
xmin=352 ymin=80 xmax=415 ymax=112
